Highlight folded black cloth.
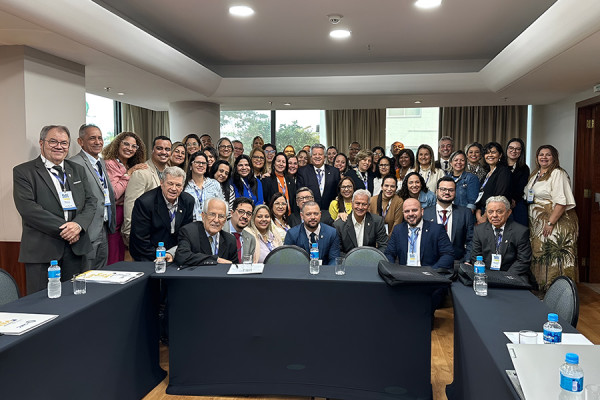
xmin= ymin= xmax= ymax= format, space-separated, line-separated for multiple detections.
xmin=377 ymin=261 xmax=452 ymax=287
xmin=457 ymin=262 xmax=534 ymax=290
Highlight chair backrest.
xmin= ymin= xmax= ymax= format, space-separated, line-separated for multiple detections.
xmin=0 ymin=268 xmax=20 ymax=306
xmin=264 ymin=245 xmax=309 ymax=266
xmin=543 ymin=276 xmax=579 ymax=327
xmin=343 ymin=246 xmax=388 ymax=267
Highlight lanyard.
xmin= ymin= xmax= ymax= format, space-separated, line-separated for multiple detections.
xmin=242 ymin=178 xmax=257 ymax=203
xmin=408 ymin=228 xmax=420 ymax=253
xmin=169 ymin=209 xmax=176 ymax=222
xmin=452 ymin=172 xmax=463 ymax=183
xmin=50 ymin=170 xmax=67 ymax=191
xmin=532 ymin=171 xmax=545 ymax=187
xmin=92 ymin=163 xmax=107 ymax=188
xmin=438 ymin=210 xmax=449 ymax=227
xmin=193 ymin=184 xmax=205 ymax=209
xmin=276 ymin=176 xmax=287 ymax=196
xmin=382 ymin=198 xmax=391 ymax=218
xmin=359 ymin=171 xmax=368 ymax=189
xmin=495 ymin=230 xmax=503 ymax=254
xmin=481 ymin=168 xmax=496 ymax=189
xmin=421 ymin=170 xmax=431 ymax=184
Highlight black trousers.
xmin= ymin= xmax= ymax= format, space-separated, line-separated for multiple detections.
xmin=25 ymin=243 xmax=83 ymax=295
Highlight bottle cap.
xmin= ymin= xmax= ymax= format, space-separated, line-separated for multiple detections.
xmin=565 ymin=353 xmax=579 ymax=364
xmin=50 ymin=260 xmax=58 ymax=266
xmin=548 ymin=313 xmax=558 ymax=322
xmin=476 ymin=256 xmax=483 ymax=261
xmin=312 ymin=243 xmax=318 ymax=248
xmin=158 ymin=242 xmax=164 ymax=246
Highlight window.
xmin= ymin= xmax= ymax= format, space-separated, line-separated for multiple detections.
xmin=275 ymin=110 xmax=325 ymax=152
xmin=85 ymin=93 xmax=116 ymax=144
xmin=220 ymin=110 xmax=271 ymax=151
xmin=385 ymin=108 xmax=439 ymax=157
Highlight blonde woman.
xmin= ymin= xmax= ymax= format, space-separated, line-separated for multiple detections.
xmin=245 ymin=204 xmax=283 ymax=263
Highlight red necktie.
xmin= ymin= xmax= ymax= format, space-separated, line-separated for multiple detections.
xmin=233 ymin=232 xmax=242 ymax=262
xmin=442 ymin=210 xmax=448 ymax=231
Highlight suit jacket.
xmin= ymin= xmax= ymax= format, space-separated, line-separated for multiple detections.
xmin=384 ymin=220 xmax=454 ymax=270
xmin=334 ymin=212 xmax=388 ymax=255
xmin=283 ymin=223 xmax=340 ymax=265
xmin=261 ymin=174 xmax=297 ymax=213
xmin=475 ymin=165 xmax=511 ymax=211
xmin=470 ymin=220 xmax=536 ymax=286
xmin=288 ymin=209 xmax=334 ymax=228
xmin=70 ymin=150 xmax=116 ymax=241
xmin=13 ymin=156 xmax=97 ymax=262
xmin=175 ymin=221 xmax=239 ymax=266
xmin=423 ymin=204 xmax=474 ymax=262
xmin=368 ymin=194 xmax=403 ymax=237
xmin=296 ymin=164 xmax=340 ymax=210
xmin=122 ymin=159 xmax=162 ymax=243
xmin=222 ymin=221 xmax=256 ymax=260
xmin=129 ymin=187 xmax=194 ymax=261
xmin=345 ymin=168 xmax=375 ymax=195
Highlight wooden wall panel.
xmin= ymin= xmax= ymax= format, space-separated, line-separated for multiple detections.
xmin=0 ymin=242 xmax=26 ymax=296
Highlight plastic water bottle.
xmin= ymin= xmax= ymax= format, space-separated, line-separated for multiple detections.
xmin=47 ymin=260 xmax=61 ymax=299
xmin=559 ymin=353 xmax=584 ymax=400
xmin=473 ymin=256 xmax=487 ymax=296
xmin=309 ymin=243 xmax=319 ymax=275
xmin=155 ymin=242 xmax=167 ymax=273
xmin=543 ymin=313 xmax=562 ymax=344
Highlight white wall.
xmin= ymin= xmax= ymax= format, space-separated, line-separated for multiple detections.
xmin=168 ymin=101 xmax=220 ymax=143
xmin=0 ymin=46 xmax=85 ymax=242
xmin=530 ymin=88 xmax=597 ymax=179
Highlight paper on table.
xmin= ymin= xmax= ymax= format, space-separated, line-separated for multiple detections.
xmin=227 ymin=263 xmax=265 ymax=275
xmin=504 ymin=331 xmax=593 ymax=345
xmin=0 ymin=312 xmax=58 ymax=335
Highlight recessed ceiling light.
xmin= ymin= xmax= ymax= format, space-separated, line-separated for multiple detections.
xmin=414 ymin=100 xmax=422 ymax=104
xmin=284 ymin=102 xmax=291 ymax=106
xmin=117 ymin=92 xmax=125 ymax=96
xmin=415 ymin=0 xmax=442 ymax=9
xmin=229 ymin=6 xmax=254 ymax=17
xmin=330 ymin=29 xmax=351 ymax=39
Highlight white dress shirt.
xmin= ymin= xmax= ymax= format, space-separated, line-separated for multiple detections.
xmin=352 ymin=214 xmax=365 ymax=247
xmin=435 ymin=203 xmax=453 ymax=241
xmin=407 ymin=220 xmax=424 ymax=266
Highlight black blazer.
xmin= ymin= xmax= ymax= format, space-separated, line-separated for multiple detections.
xmin=476 ymin=165 xmax=511 ymax=211
xmin=175 ymin=221 xmax=239 ymax=266
xmin=333 ymin=212 xmax=388 ymax=255
xmin=296 ymin=164 xmax=340 ymax=210
xmin=129 ymin=187 xmax=194 ymax=261
xmin=13 ymin=157 xmax=97 ymax=263
xmin=261 ymin=174 xmax=297 ymax=213
xmin=345 ymin=168 xmax=375 ymax=195
xmin=423 ymin=204 xmax=474 ymax=262
xmin=288 ymin=209 xmax=334 ymax=228
xmin=470 ymin=220 xmax=537 ymax=286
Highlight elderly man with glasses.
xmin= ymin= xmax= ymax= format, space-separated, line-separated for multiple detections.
xmin=175 ymin=197 xmax=239 ymax=266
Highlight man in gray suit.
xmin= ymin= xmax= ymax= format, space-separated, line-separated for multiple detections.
xmin=334 ymin=189 xmax=388 ymax=255
xmin=222 ymin=196 xmax=256 ymax=262
xmin=13 ymin=125 xmax=97 ymax=294
xmin=70 ymin=124 xmax=116 ymax=269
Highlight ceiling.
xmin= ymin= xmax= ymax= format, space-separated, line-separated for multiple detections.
xmin=0 ymin=0 xmax=599 ymax=111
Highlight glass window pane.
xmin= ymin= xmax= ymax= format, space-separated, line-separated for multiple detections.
xmin=220 ymin=110 xmax=271 ymax=151
xmin=275 ymin=110 xmax=325 ymax=153
xmin=386 ymin=108 xmax=439 ymax=157
xmin=85 ymin=93 xmax=116 ymax=144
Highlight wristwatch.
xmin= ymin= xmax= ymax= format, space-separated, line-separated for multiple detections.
xmin=547 ymin=221 xmax=554 ymax=226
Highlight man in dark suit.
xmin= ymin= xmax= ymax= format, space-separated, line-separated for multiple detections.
xmin=175 ymin=197 xmax=238 ymax=266
xmin=13 ymin=125 xmax=97 ymax=294
xmin=470 ymin=196 xmax=537 ymax=286
xmin=423 ymin=176 xmax=474 ymax=263
xmin=385 ymin=198 xmax=454 ymax=271
xmin=296 ymin=144 xmax=340 ymax=210
xmin=434 ymin=136 xmax=454 ymax=173
xmin=129 ymin=166 xmax=194 ymax=261
xmin=284 ymin=201 xmax=341 ymax=265
xmin=222 ymin=197 xmax=256 ymax=262
xmin=70 ymin=124 xmax=116 ymax=269
xmin=334 ymin=189 xmax=388 ymax=255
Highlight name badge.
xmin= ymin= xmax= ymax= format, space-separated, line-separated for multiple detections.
xmin=60 ymin=191 xmax=77 ymax=210
xmin=103 ymin=187 xmax=112 ymax=206
xmin=527 ymin=189 xmax=534 ymax=203
xmin=491 ymin=254 xmax=502 ymax=270
xmin=475 ymin=191 xmax=484 ymax=204
xmin=407 ymin=252 xmax=418 ymax=266
xmin=384 ymin=225 xmax=389 ymax=235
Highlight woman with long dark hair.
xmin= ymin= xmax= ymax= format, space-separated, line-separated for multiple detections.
xmin=369 ymin=175 xmax=403 ymax=236
xmin=475 ymin=142 xmax=511 ymax=224
xmin=398 ymin=171 xmax=435 ymax=209
xmin=334 ymin=153 xmax=349 ymax=178
xmin=329 ymin=176 xmax=356 ymax=221
xmin=414 ymin=144 xmax=444 ymax=193
xmin=373 ymin=156 xmax=396 ymax=196
xmin=506 ymin=138 xmax=530 ymax=226
xmin=395 ymin=148 xmax=415 ymax=181
xmin=269 ymin=192 xmax=291 ymax=242
xmin=231 ymin=154 xmax=264 ymax=205
xmin=211 ymin=160 xmax=235 ymax=218
xmin=262 ymin=152 xmax=297 ymax=213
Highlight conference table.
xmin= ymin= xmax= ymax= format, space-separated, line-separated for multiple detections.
xmin=160 ymin=263 xmax=446 ymax=400
xmin=446 ymin=283 xmax=579 ymax=400
xmin=0 ymin=262 xmax=165 ymax=400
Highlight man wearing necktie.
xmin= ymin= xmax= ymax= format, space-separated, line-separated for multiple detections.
xmin=70 ymin=124 xmax=116 ymax=269
xmin=296 ymin=144 xmax=340 ymax=210
xmin=222 ymin=197 xmax=256 ymax=263
xmin=13 ymin=125 xmax=97 ymax=294
xmin=129 ymin=167 xmax=194 ymax=261
xmin=435 ymin=136 xmax=454 ymax=173
xmin=469 ymin=196 xmax=537 ymax=287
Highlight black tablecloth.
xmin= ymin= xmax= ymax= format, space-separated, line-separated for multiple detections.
xmin=159 ymin=263 xmax=446 ymax=400
xmin=446 ymin=283 xmax=578 ymax=400
xmin=0 ymin=261 xmax=165 ymax=400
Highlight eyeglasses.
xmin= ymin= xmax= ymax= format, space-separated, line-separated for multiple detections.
xmin=252 ymin=156 xmax=265 ymax=161
xmin=297 ymin=195 xmax=314 ymax=201
xmin=340 ymin=185 xmax=353 ymax=190
xmin=507 ymin=146 xmax=522 ymax=152
xmin=235 ymin=209 xmax=253 ymax=218
xmin=265 ymin=150 xmax=276 ymax=154
xmin=122 ymin=142 xmax=139 ymax=150
xmin=45 ymin=139 xmax=69 ymax=148
xmin=438 ymin=187 xmax=455 ymax=193
xmin=185 ymin=142 xmax=199 ymax=147
xmin=204 ymin=212 xmax=227 ymax=221
xmin=192 ymin=161 xmax=207 ymax=166
xmin=219 ymin=145 xmax=233 ymax=150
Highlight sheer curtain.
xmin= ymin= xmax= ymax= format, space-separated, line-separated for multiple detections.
xmin=325 ymin=109 xmax=386 ymax=153
xmin=121 ymin=103 xmax=170 ymax=148
xmin=439 ymin=105 xmax=528 ymax=151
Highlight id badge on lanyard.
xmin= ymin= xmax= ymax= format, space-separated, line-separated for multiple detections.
xmin=60 ymin=191 xmax=77 ymax=210
xmin=491 ymin=254 xmax=502 ymax=270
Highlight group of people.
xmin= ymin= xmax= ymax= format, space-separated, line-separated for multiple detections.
xmin=13 ymin=125 xmax=577 ymax=295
